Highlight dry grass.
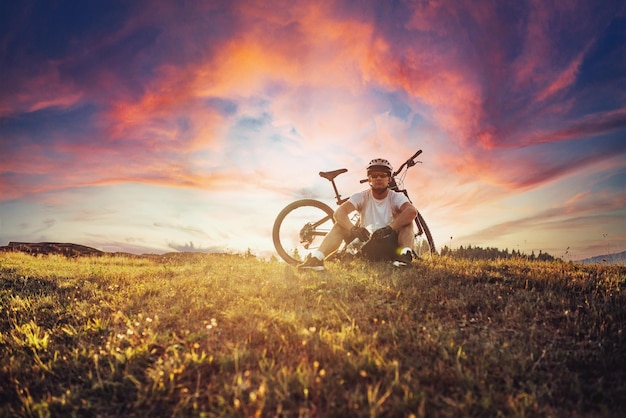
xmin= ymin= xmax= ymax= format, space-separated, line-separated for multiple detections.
xmin=1 ymin=252 xmax=625 ymax=417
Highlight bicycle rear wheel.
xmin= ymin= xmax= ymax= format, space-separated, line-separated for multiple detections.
xmin=272 ymin=199 xmax=335 ymax=265
xmin=413 ymin=212 xmax=437 ymax=258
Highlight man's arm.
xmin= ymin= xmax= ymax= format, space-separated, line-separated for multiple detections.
xmin=333 ymin=201 xmax=357 ymax=231
xmin=389 ymin=202 xmax=418 ymax=231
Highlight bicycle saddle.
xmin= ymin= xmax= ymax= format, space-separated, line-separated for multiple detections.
xmin=319 ymin=168 xmax=347 ymax=181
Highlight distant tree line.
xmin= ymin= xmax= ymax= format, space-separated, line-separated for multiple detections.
xmin=440 ymin=244 xmax=557 ymax=262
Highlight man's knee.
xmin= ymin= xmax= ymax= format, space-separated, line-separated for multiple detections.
xmin=327 ymin=223 xmax=352 ymax=241
xmin=320 ymin=223 xmax=351 ymax=255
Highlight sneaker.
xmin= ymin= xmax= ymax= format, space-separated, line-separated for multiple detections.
xmin=392 ymin=250 xmax=413 ymax=267
xmin=298 ymin=254 xmax=326 ymax=271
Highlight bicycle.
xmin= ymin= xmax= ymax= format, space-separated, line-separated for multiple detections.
xmin=272 ymin=150 xmax=436 ymax=265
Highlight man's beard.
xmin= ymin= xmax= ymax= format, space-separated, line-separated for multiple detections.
xmin=370 ymin=184 xmax=387 ymax=193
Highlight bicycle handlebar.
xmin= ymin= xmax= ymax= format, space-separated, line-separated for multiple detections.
xmin=359 ymin=149 xmax=423 ymax=183
xmin=393 ymin=149 xmax=422 ymax=177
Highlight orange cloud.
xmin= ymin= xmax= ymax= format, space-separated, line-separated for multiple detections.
xmin=189 ymin=2 xmax=384 ymax=96
xmin=535 ymin=47 xmax=589 ymax=103
xmin=99 ymin=0 xmax=398 ymax=167
xmin=0 ymin=64 xmax=84 ymax=117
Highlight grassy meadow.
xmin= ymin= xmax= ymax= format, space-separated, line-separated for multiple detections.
xmin=1 ymin=251 xmax=625 ymax=417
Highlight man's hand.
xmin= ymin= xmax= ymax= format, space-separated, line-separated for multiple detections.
xmin=371 ymin=225 xmax=394 ymax=240
xmin=351 ymin=226 xmax=371 ymax=242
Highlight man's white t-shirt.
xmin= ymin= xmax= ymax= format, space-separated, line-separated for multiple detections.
xmin=348 ymin=189 xmax=410 ymax=232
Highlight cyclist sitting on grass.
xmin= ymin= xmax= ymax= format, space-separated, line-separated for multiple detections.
xmin=298 ymin=158 xmax=418 ymax=271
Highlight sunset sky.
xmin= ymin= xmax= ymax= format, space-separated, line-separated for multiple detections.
xmin=1 ymin=0 xmax=625 ymax=260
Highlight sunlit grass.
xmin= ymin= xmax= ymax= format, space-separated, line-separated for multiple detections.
xmin=1 ymin=251 xmax=624 ymax=417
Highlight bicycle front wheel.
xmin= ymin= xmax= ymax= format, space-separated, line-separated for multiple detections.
xmin=413 ymin=212 xmax=437 ymax=258
xmin=272 ymin=199 xmax=335 ymax=265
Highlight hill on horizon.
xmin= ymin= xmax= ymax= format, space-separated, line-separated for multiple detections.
xmin=577 ymin=250 xmax=626 ymax=266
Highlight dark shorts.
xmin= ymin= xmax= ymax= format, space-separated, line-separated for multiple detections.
xmin=360 ymin=230 xmax=398 ymax=261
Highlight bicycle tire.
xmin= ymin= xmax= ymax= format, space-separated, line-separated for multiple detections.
xmin=414 ymin=212 xmax=437 ymax=257
xmin=272 ymin=199 xmax=335 ymax=265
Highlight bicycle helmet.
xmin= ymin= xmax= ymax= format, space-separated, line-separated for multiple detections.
xmin=366 ymin=158 xmax=393 ymax=174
